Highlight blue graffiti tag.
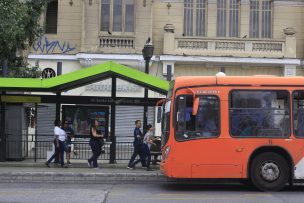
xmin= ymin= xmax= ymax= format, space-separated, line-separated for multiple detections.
xmin=32 ymin=37 xmax=76 ymax=54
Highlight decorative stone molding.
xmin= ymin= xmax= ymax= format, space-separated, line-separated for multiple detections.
xmin=283 ymin=27 xmax=296 ymax=36
xmin=164 ymin=24 xmax=175 ymax=33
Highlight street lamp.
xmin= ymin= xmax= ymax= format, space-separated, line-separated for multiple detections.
xmin=142 ymin=43 xmax=154 ymax=134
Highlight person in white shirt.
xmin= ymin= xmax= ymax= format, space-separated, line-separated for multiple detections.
xmin=45 ymin=119 xmax=68 ymax=168
xmin=143 ymin=124 xmax=156 ymax=171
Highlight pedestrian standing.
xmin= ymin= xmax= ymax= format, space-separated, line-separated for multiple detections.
xmin=143 ymin=124 xmax=155 ymax=171
xmin=45 ymin=119 xmax=68 ymax=168
xmin=127 ymin=120 xmax=147 ymax=169
xmin=62 ymin=120 xmax=74 ymax=165
xmin=87 ymin=119 xmax=104 ymax=169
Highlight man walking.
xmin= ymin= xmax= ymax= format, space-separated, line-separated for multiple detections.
xmin=127 ymin=120 xmax=147 ymax=169
xmin=45 ymin=119 xmax=68 ymax=168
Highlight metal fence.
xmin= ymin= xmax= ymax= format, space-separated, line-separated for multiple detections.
xmin=5 ymin=134 xmax=137 ymax=162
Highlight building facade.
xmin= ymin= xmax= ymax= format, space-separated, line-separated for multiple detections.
xmin=27 ymin=0 xmax=304 ymax=135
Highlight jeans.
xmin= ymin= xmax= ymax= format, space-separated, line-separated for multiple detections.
xmin=143 ymin=144 xmax=151 ymax=168
xmin=48 ymin=140 xmax=66 ymax=166
xmin=128 ymin=143 xmax=146 ymax=167
xmin=88 ymin=139 xmax=102 ymax=168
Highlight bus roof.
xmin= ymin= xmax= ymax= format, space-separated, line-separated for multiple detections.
xmin=174 ymin=76 xmax=304 ymax=89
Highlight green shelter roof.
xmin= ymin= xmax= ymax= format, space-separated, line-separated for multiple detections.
xmin=0 ymin=61 xmax=169 ymax=94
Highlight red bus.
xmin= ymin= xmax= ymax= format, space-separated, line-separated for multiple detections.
xmin=160 ymin=75 xmax=304 ymax=191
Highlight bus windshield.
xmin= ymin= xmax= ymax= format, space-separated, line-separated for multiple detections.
xmin=175 ymin=95 xmax=220 ymax=140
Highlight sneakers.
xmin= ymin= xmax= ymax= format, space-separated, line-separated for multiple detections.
xmin=141 ymin=166 xmax=147 ymax=169
xmin=87 ymin=159 xmax=92 ymax=168
xmin=146 ymin=168 xmax=154 ymax=171
xmin=126 ymin=166 xmax=133 ymax=170
xmin=45 ymin=161 xmax=50 ymax=168
xmin=67 ymin=161 xmax=72 ymax=165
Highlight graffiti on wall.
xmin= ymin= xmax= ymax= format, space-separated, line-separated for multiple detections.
xmin=32 ymin=36 xmax=76 ymax=54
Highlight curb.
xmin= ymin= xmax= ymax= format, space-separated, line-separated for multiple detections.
xmin=0 ymin=171 xmax=169 ymax=184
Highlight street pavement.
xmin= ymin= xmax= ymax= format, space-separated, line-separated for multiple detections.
xmin=0 ymin=183 xmax=304 ymax=203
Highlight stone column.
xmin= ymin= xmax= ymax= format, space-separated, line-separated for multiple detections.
xmin=284 ymin=27 xmax=297 ymax=58
xmin=163 ymin=24 xmax=175 ymax=54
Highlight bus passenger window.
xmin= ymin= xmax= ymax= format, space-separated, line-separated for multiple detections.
xmin=175 ymin=95 xmax=220 ymax=140
xmin=293 ymin=91 xmax=304 ymax=137
xmin=230 ymin=90 xmax=290 ymax=137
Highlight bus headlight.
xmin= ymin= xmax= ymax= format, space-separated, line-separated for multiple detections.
xmin=163 ymin=146 xmax=171 ymax=161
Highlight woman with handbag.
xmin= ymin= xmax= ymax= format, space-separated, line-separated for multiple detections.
xmin=87 ymin=119 xmax=104 ymax=169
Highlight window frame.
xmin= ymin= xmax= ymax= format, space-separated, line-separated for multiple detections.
xmin=249 ymin=0 xmax=273 ymax=39
xmin=216 ymin=0 xmax=240 ymax=38
xmin=174 ymin=93 xmax=221 ymax=142
xmin=292 ymin=90 xmax=304 ymax=139
xmin=229 ymin=89 xmax=291 ymax=138
xmin=183 ymin=0 xmax=208 ymax=37
xmin=99 ymin=0 xmax=135 ymax=36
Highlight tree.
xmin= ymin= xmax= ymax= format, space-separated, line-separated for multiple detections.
xmin=0 ymin=0 xmax=47 ymax=78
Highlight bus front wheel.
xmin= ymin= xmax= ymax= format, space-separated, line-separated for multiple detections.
xmin=250 ymin=152 xmax=290 ymax=191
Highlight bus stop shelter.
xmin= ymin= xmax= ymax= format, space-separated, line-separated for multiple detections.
xmin=0 ymin=61 xmax=169 ymax=163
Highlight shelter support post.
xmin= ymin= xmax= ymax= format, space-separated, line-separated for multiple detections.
xmin=110 ymin=77 xmax=116 ymax=164
xmin=34 ymin=103 xmax=38 ymax=162
xmin=0 ymin=60 xmax=8 ymax=161
xmin=56 ymin=93 xmax=61 ymax=121
xmin=0 ymin=96 xmax=6 ymax=162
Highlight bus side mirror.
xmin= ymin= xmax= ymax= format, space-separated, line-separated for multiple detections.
xmin=192 ymin=97 xmax=199 ymax=116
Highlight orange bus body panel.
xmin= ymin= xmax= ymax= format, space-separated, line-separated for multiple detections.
xmin=161 ymin=76 xmax=304 ymax=180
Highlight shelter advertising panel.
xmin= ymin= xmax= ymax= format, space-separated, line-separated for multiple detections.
xmin=62 ymin=105 xmax=109 ymax=139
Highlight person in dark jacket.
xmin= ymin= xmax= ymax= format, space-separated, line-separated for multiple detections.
xmin=87 ymin=119 xmax=104 ymax=169
xmin=127 ymin=120 xmax=147 ymax=169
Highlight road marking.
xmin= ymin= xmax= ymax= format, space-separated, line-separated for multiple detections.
xmin=244 ymin=193 xmax=272 ymax=197
xmin=130 ymin=197 xmax=251 ymax=200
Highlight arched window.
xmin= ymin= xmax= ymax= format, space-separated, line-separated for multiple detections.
xmin=45 ymin=0 xmax=58 ymax=34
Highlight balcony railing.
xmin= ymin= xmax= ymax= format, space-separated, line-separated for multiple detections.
xmin=163 ymin=29 xmax=296 ymax=58
xmin=99 ymin=36 xmax=135 ymax=49
xmin=173 ymin=37 xmax=286 ymax=57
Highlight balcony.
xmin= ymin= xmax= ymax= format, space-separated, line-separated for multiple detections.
xmin=98 ymin=36 xmax=135 ymax=53
xmin=163 ymin=25 xmax=296 ymax=58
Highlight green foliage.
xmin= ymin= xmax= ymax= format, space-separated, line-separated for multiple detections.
xmin=0 ymin=0 xmax=47 ymax=78
xmin=7 ymin=58 xmax=41 ymax=78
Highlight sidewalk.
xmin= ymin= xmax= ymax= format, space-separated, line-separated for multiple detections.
xmin=0 ymin=160 xmax=168 ymax=184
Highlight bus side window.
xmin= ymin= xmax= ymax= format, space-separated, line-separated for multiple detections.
xmin=293 ymin=91 xmax=304 ymax=137
xmin=230 ymin=90 xmax=290 ymax=137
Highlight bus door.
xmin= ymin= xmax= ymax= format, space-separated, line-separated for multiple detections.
xmin=173 ymin=92 xmax=243 ymax=178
